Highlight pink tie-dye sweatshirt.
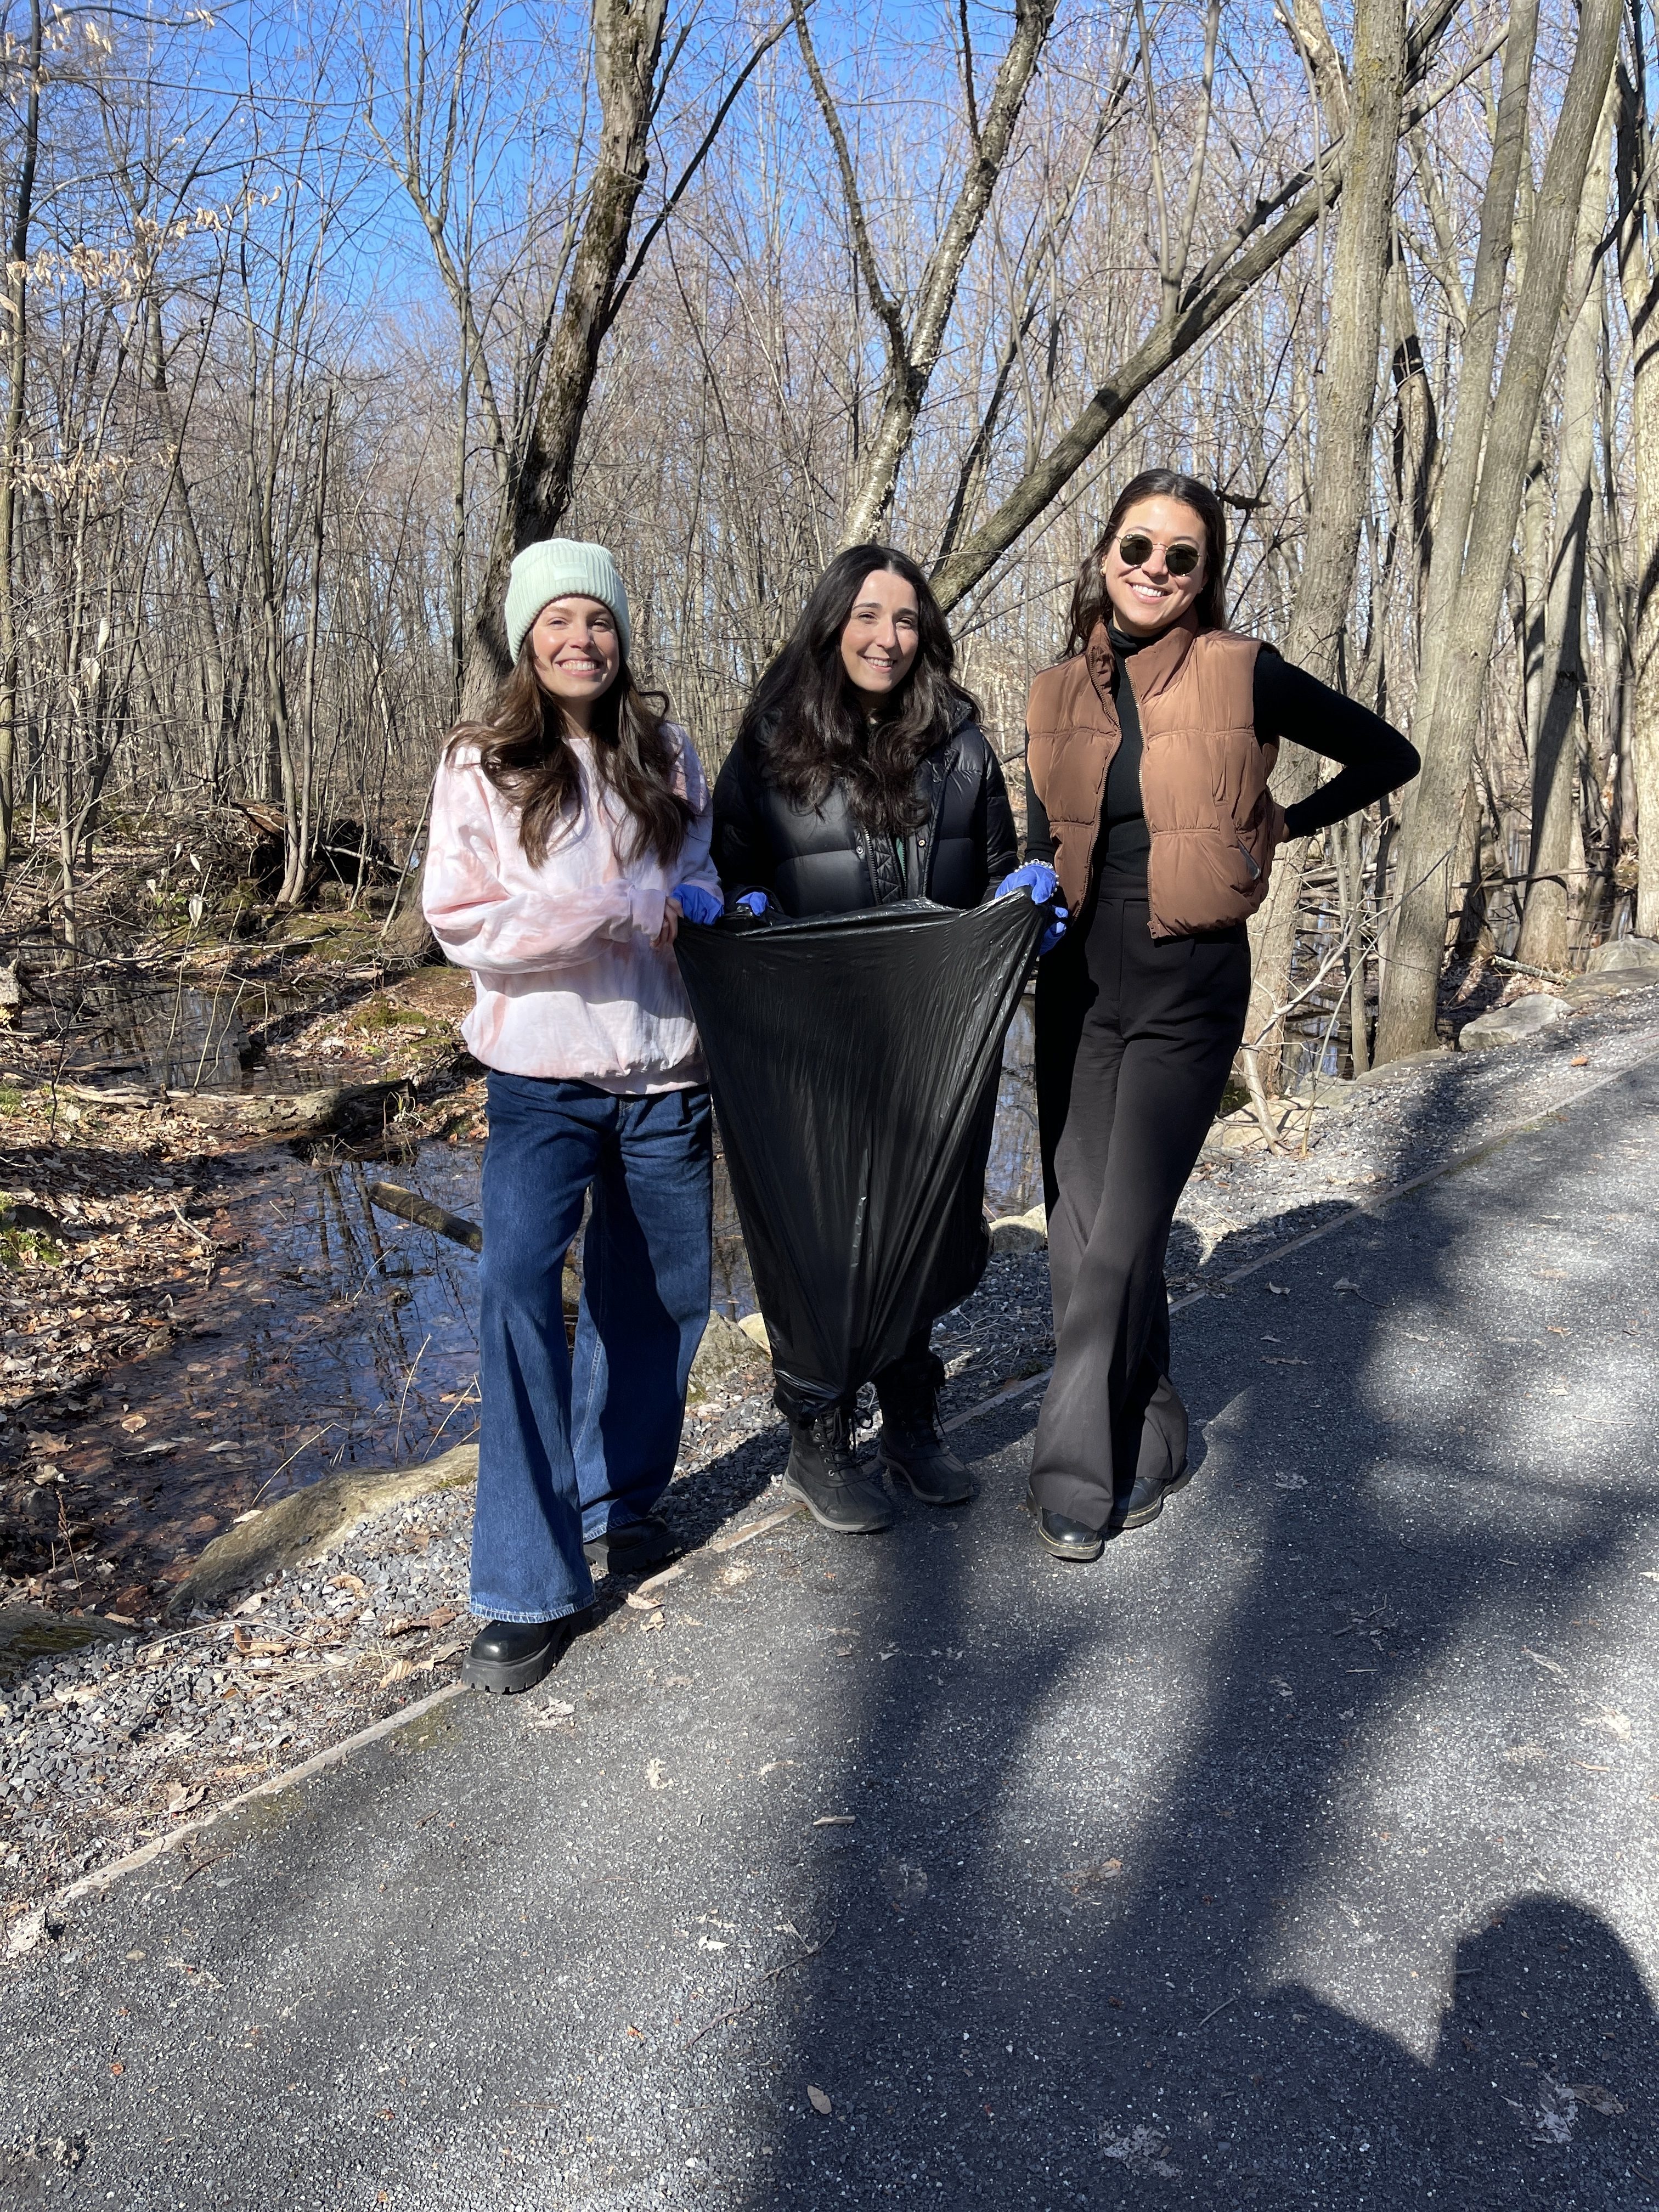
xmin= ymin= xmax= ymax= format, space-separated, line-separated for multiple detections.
xmin=421 ymin=725 xmax=721 ymax=1092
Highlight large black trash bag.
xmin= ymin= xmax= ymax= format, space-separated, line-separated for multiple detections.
xmin=675 ymin=896 xmax=1043 ymax=1414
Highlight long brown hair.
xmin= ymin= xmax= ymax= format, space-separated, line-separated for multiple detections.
xmin=448 ymin=647 xmax=691 ymax=871
xmin=1068 ymin=469 xmax=1229 ymax=652
xmin=737 ymin=544 xmax=977 ymax=832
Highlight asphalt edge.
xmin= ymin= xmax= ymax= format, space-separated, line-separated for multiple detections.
xmin=10 ymin=1681 xmax=469 ymax=1950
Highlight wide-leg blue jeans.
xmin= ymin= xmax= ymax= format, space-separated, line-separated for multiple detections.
xmin=470 ymin=1071 xmax=713 ymax=1623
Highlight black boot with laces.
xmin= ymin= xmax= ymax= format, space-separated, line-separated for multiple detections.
xmin=876 ymin=1353 xmax=975 ymax=1505
xmin=781 ymin=1407 xmax=894 ymax=1534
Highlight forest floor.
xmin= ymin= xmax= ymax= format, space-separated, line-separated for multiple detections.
xmin=2 ymin=963 xmax=1656 ymax=2207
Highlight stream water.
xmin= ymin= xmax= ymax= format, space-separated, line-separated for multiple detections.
xmin=21 ymin=965 xmax=330 ymax=1093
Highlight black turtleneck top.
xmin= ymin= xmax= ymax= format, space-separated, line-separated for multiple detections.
xmin=1023 ymin=626 xmax=1418 ymax=896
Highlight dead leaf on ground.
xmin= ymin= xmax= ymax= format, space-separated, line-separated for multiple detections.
xmin=1063 ymin=1858 xmax=1123 ymax=1898
xmin=806 ymin=2085 xmax=832 ymax=2116
xmin=378 ymin=1658 xmax=418 ymax=1687
xmin=166 ymin=1784 xmax=206 ymax=1817
xmin=329 ymin=1573 xmax=366 ymax=1596
xmin=232 ymin=1592 xmax=266 ymax=1617
xmin=1588 ymin=1709 xmax=1633 ymax=1742
xmin=1566 ymin=2084 xmax=1626 ymax=2115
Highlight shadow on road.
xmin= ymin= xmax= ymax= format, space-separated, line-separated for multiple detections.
xmin=708 ymin=1056 xmax=1659 ymax=2207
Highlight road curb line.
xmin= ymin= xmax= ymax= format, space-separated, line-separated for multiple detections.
xmin=33 ymin=1681 xmax=469 ymax=1929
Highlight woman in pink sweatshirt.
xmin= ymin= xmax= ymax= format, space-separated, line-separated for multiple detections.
xmin=424 ymin=539 xmax=724 ymax=1695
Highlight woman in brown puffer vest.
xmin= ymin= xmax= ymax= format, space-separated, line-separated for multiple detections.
xmin=1022 ymin=469 xmax=1419 ymax=1562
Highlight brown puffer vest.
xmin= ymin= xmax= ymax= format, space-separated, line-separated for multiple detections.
xmin=1024 ymin=615 xmax=1286 ymax=939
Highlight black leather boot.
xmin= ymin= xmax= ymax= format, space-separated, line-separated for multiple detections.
xmin=583 ymin=1513 xmax=676 ymax=1575
xmin=781 ymin=1407 xmax=894 ymax=1533
xmin=461 ymin=1612 xmax=584 ymax=1696
xmin=876 ymin=1352 xmax=975 ymax=1506
xmin=1025 ymin=1489 xmax=1105 ymax=1562
xmin=1108 ymin=1461 xmax=1193 ymax=1533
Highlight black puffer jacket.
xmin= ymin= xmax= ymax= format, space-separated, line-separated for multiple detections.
xmin=712 ymin=705 xmax=1019 ymax=916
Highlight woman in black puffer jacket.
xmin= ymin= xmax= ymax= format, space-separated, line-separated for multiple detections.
xmin=713 ymin=544 xmax=1057 ymax=1537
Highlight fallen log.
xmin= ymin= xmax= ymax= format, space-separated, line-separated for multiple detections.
xmin=367 ymin=1180 xmax=482 ymax=1253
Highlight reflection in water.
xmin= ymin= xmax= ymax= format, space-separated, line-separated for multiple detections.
xmin=24 ymin=973 xmax=324 ymax=1093
xmin=988 ymin=993 xmax=1041 ymax=1217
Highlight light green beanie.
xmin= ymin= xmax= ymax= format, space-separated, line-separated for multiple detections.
xmin=505 ymin=538 xmax=632 ymax=664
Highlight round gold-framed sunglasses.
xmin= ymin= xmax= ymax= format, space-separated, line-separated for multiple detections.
xmin=1114 ymin=530 xmax=1203 ymax=577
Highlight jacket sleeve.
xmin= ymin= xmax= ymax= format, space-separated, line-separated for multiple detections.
xmin=982 ymin=745 xmax=1020 ymax=887
xmin=670 ymin=728 xmax=723 ymax=899
xmin=1023 ymin=740 xmax=1056 ymax=867
xmin=422 ymin=751 xmax=663 ymax=974
xmin=710 ymin=743 xmax=778 ymax=901
xmin=1255 ymin=648 xmax=1420 ymax=837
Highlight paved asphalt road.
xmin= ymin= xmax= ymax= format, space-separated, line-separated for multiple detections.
xmin=5 ymin=1052 xmax=1659 ymax=2211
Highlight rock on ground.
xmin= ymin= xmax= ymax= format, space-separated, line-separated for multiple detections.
xmin=1585 ymin=933 xmax=1659 ymax=972
xmin=1458 ymin=990 xmax=1571 ymax=1049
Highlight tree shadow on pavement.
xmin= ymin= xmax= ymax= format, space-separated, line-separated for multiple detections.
xmin=704 ymin=1052 xmax=1659 ymax=2209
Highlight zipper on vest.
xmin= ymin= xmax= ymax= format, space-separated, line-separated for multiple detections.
xmin=1236 ymin=837 xmax=1262 ymax=881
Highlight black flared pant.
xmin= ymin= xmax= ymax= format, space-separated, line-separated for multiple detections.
xmin=1030 ymin=891 xmax=1250 ymax=1530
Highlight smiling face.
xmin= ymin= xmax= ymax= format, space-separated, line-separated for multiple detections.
xmin=839 ymin=568 xmax=921 ymax=705
xmin=528 ymin=596 xmax=622 ymax=729
xmin=1101 ymin=495 xmax=1209 ymax=639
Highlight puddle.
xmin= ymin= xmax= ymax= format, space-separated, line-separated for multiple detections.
xmin=55 ymin=1147 xmax=487 ymax=1593
xmin=21 ymin=970 xmax=341 ymax=1095
xmin=988 ymin=994 xmax=1041 ymax=1218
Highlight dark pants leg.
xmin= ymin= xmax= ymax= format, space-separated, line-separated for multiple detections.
xmin=1029 ymin=895 xmax=1249 ymax=1531
xmin=773 ymin=1327 xmax=935 ymax=1427
xmin=872 ymin=1328 xmax=943 ymax=1408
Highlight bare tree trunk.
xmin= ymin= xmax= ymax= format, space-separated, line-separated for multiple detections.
xmin=280 ymin=390 xmax=334 ymax=907
xmin=1519 ymin=423 xmax=1550 ymax=754
xmin=930 ymin=0 xmax=1464 ymax=613
xmin=1244 ymin=0 xmax=1407 ymax=1091
xmin=0 ymin=0 xmax=43 ymax=882
xmin=388 ymin=0 xmax=672 ymax=958
xmin=1516 ymin=89 xmax=1616 ymax=970
xmin=1375 ymin=0 xmax=1622 ymax=1062
xmin=1617 ymin=20 xmax=1659 ymax=940
xmin=791 ymin=0 xmax=1060 ymax=545
xmin=1404 ymin=0 xmax=1539 ymax=762
xmin=1388 ymin=233 xmax=1439 ymax=642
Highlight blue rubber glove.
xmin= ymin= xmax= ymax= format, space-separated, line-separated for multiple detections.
xmin=996 ymin=862 xmax=1068 ymax=954
xmin=735 ymin=890 xmax=770 ymax=918
xmin=996 ymin=861 xmax=1059 ymax=905
xmin=671 ymin=883 xmax=724 ymax=928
